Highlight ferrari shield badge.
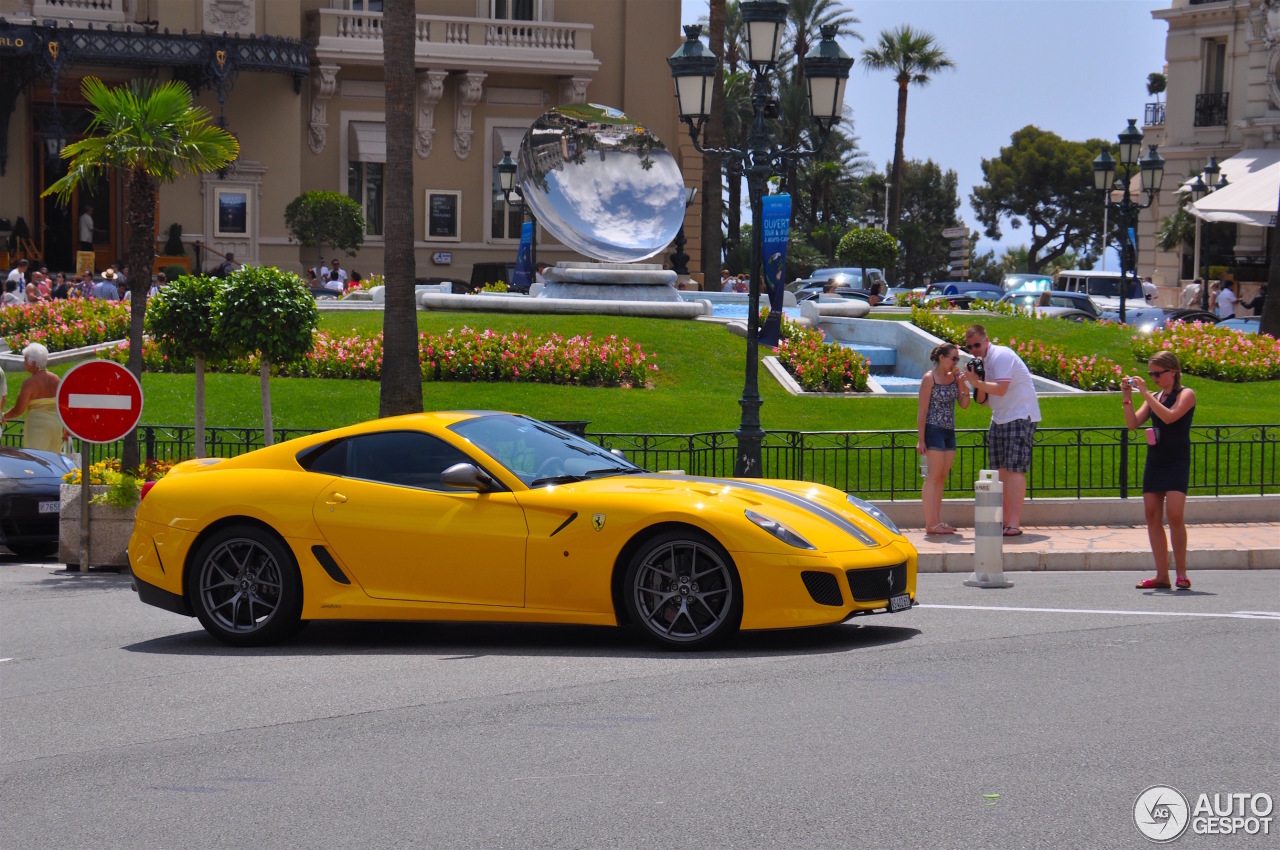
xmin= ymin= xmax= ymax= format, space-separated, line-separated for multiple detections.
xmin=592 ymin=513 xmax=606 ymax=532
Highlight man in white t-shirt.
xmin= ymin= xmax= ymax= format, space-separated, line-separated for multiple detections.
xmin=963 ymin=323 xmax=1042 ymax=537
xmin=1215 ymin=281 xmax=1237 ymax=319
xmin=1141 ymin=277 xmax=1158 ymax=304
xmin=79 ymin=205 xmax=95 ymax=251
xmin=6 ymin=260 xmax=28 ymax=302
xmin=323 ymin=258 xmax=347 ymax=293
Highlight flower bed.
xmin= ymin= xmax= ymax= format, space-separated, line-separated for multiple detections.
xmin=910 ymin=306 xmax=1124 ymax=391
xmin=1131 ymin=321 xmax=1280 ymax=382
xmin=774 ymin=317 xmax=869 ymax=393
xmin=103 ymin=327 xmax=658 ymax=388
xmin=0 ymin=300 xmax=130 ymax=352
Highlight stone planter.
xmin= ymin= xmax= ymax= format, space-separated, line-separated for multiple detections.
xmin=58 ymin=484 xmax=136 ymax=570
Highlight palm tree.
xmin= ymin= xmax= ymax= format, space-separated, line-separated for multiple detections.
xmin=379 ymin=0 xmax=423 ymax=416
xmin=786 ymin=0 xmax=861 ymax=85
xmin=44 ymin=77 xmax=238 ymax=471
xmin=702 ymin=0 xmax=727 ymax=288
xmin=720 ymin=69 xmax=753 ymax=252
xmin=861 ymin=26 xmax=954 ymax=239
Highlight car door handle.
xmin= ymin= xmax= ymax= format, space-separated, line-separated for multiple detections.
xmin=325 ymin=492 xmax=348 ymax=505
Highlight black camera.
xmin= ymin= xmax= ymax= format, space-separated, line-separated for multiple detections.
xmin=966 ymin=357 xmax=985 ymax=380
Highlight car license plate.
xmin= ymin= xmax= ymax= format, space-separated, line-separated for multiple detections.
xmin=888 ymin=593 xmax=911 ymax=613
xmin=38 ymin=501 xmax=60 ymax=514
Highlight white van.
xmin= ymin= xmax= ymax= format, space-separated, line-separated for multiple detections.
xmin=1054 ymin=270 xmax=1145 ymax=311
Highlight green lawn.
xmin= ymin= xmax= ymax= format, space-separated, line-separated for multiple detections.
xmin=12 ymin=311 xmax=1275 ymax=434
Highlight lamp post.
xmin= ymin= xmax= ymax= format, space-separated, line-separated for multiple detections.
xmin=1092 ymin=119 xmax=1165 ymax=325
xmin=669 ymin=6 xmax=852 ymax=477
xmin=496 ymin=149 xmax=537 ymax=285
xmin=1188 ymin=155 xmax=1228 ymax=311
xmin=669 ymin=186 xmax=699 ymax=277
xmin=863 ymin=209 xmax=883 ymax=231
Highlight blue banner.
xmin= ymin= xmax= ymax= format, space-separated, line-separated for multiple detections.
xmin=757 ymin=194 xmax=791 ymax=346
xmin=511 ymin=221 xmax=534 ymax=291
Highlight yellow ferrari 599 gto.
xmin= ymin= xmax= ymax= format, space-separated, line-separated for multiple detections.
xmin=129 ymin=413 xmax=917 ymax=648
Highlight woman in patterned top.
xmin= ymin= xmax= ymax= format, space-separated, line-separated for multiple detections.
xmin=916 ymin=342 xmax=971 ymax=534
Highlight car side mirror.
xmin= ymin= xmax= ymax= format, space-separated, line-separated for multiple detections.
xmin=441 ymin=462 xmax=495 ymax=492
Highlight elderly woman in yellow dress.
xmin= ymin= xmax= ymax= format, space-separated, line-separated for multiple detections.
xmin=1 ymin=343 xmax=64 ymax=452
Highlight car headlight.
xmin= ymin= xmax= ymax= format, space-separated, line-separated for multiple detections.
xmin=744 ymin=509 xmax=815 ymax=550
xmin=845 ymin=495 xmax=900 ymax=535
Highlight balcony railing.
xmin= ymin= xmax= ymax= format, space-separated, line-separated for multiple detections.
xmin=311 ymin=9 xmax=596 ymax=73
xmin=29 ymin=0 xmax=132 ymax=25
xmin=1144 ymin=101 xmax=1165 ymax=127
xmin=1194 ymin=92 xmax=1229 ymax=127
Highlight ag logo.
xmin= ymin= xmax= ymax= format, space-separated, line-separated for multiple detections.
xmin=1134 ymin=785 xmax=1190 ymax=843
xmin=592 ymin=513 xmax=606 ymax=532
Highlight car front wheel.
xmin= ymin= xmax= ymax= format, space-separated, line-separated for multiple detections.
xmin=624 ymin=530 xmax=742 ymax=649
xmin=188 ymin=525 xmax=303 ymax=646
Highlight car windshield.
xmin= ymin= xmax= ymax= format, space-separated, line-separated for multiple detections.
xmin=449 ymin=414 xmax=642 ymax=487
xmin=1002 ymin=274 xmax=1052 ymax=292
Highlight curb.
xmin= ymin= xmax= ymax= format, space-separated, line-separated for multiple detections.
xmin=917 ymin=548 xmax=1280 ymax=573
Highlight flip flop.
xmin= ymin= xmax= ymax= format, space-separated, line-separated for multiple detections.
xmin=1175 ymin=577 xmax=1191 ymax=590
xmin=926 ymin=524 xmax=956 ymax=535
xmin=1002 ymin=526 xmax=1023 ymax=537
xmin=1136 ymin=577 xmax=1172 ymax=589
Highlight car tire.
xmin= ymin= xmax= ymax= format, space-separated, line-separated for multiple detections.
xmin=187 ymin=524 xmax=304 ymax=647
xmin=623 ymin=529 xmax=742 ymax=650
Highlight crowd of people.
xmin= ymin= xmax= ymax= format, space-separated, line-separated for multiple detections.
xmin=2 ymin=257 xmax=172 ymax=306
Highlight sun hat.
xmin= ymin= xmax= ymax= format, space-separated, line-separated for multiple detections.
xmin=101 ymin=269 xmax=118 ymax=280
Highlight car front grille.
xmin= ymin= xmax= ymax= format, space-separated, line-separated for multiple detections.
xmin=0 ymin=492 xmax=60 ymax=544
xmin=801 ymin=570 xmax=843 ymax=606
xmin=846 ymin=562 xmax=907 ymax=602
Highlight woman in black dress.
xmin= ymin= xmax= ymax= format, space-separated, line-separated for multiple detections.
xmin=1123 ymin=351 xmax=1196 ymax=590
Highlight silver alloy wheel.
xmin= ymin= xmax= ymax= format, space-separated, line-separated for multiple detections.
xmin=197 ymin=537 xmax=285 ymax=634
xmin=632 ymin=539 xmax=734 ymax=643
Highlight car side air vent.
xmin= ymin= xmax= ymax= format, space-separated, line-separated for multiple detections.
xmin=800 ymin=571 xmax=843 ymax=607
xmin=311 ymin=545 xmax=351 ymax=585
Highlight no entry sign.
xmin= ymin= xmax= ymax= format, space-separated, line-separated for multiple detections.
xmin=57 ymin=360 xmax=144 ymax=444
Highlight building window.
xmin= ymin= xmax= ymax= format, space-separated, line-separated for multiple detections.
xmin=493 ymin=0 xmax=538 ymax=21
xmin=1202 ymin=39 xmax=1226 ymax=94
xmin=491 ymin=167 xmax=523 ymax=240
xmin=348 ymin=162 xmax=384 ymax=236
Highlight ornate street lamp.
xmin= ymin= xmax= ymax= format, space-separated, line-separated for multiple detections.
xmin=1188 ymin=154 xmax=1229 ymax=310
xmin=1092 ymin=119 xmax=1164 ymax=325
xmin=668 ymin=5 xmax=852 ymax=478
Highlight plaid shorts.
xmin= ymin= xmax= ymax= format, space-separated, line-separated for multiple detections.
xmin=988 ymin=418 xmax=1037 ymax=473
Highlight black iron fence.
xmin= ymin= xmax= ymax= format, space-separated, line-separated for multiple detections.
xmin=6 ymin=423 xmax=1275 ymax=500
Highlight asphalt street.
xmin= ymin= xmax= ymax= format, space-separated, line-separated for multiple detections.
xmin=2 ymin=557 xmax=1277 ymax=850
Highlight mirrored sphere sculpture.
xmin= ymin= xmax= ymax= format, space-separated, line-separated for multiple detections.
xmin=517 ymin=104 xmax=686 ymax=264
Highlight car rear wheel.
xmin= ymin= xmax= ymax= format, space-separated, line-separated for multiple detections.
xmin=624 ymin=530 xmax=742 ymax=650
xmin=188 ymin=524 xmax=303 ymax=647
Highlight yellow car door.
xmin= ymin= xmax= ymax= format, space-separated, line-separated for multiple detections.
xmin=308 ymin=430 xmax=528 ymax=607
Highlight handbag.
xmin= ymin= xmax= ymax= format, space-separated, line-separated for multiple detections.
xmin=1145 ymin=427 xmax=1158 ymax=447
xmin=61 ymin=436 xmax=80 ymax=465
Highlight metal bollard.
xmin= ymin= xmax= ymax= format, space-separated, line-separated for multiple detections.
xmin=964 ymin=469 xmax=1013 ymax=588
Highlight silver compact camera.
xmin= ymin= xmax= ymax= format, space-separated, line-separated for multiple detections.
xmin=1122 ymin=377 xmax=1133 ymax=388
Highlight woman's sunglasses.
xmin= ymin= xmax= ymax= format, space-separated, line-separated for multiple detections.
xmin=1147 ymin=370 xmax=1167 ymax=378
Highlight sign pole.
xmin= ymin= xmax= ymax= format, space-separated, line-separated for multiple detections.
xmin=78 ymin=444 xmax=89 ymax=574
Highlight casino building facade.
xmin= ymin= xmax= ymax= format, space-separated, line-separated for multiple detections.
xmin=0 ymin=0 xmax=700 ymax=285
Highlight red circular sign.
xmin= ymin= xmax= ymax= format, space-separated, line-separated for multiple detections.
xmin=57 ymin=360 xmax=144 ymax=443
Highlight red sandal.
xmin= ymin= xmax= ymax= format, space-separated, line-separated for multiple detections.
xmin=1135 ymin=577 xmax=1172 ymax=590
xmin=1175 ymin=577 xmax=1191 ymax=590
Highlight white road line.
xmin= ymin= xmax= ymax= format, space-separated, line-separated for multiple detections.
xmin=917 ymin=603 xmax=1280 ymax=621
xmin=67 ymin=393 xmax=132 ymax=409
xmin=0 ymin=658 xmax=11 ymax=663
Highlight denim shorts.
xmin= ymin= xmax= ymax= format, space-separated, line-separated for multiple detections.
xmin=924 ymin=423 xmax=956 ymax=451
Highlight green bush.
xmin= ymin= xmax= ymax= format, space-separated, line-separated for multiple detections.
xmin=836 ymin=227 xmax=900 ymax=271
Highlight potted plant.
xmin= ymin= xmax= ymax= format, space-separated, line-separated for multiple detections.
xmin=154 ymin=222 xmax=191 ymax=274
xmin=58 ymin=460 xmax=173 ymax=570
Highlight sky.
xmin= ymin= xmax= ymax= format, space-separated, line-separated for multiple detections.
xmin=676 ymin=0 xmax=1170 ymax=263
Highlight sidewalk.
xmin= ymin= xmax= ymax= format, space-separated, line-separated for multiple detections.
xmin=900 ymin=522 xmax=1280 ymax=572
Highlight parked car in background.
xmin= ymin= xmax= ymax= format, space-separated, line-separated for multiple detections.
xmin=1054 ymin=269 xmax=1146 ymax=314
xmin=999 ymin=290 xmax=1103 ymax=319
xmin=0 ymin=447 xmax=78 ymax=560
xmin=790 ymin=267 xmax=885 ymax=296
xmin=1000 ymin=273 xmax=1054 ymax=293
xmin=1217 ymin=316 xmax=1261 ymax=335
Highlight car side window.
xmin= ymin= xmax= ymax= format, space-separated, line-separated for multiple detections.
xmin=299 ymin=439 xmax=348 ymax=476
xmin=347 ymin=431 xmax=476 ymax=491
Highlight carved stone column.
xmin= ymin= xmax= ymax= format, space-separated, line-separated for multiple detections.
xmin=309 ymin=64 xmax=339 ymax=155
xmin=453 ymin=71 xmax=487 ymax=160
xmin=559 ymin=76 xmax=591 ymax=105
xmin=415 ymin=68 xmax=449 ymax=159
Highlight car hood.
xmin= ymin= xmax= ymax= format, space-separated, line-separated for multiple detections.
xmin=0 ymin=448 xmax=75 ymax=484
xmin=523 ymin=472 xmax=899 ymax=551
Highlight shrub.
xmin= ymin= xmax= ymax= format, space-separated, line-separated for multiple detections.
xmin=774 ymin=317 xmax=870 ymax=392
xmin=1132 ymin=321 xmax=1280 ymax=382
xmin=836 ymin=227 xmax=899 ymax=271
xmin=0 ymin=299 xmax=130 ymax=352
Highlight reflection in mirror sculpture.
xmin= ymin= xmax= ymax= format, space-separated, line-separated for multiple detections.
xmin=517 ymin=104 xmax=687 ymax=264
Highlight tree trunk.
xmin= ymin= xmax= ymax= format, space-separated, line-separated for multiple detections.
xmin=194 ymin=356 xmax=206 ymax=459
xmin=701 ymin=0 xmax=727 ymax=289
xmin=123 ymin=167 xmax=157 ymax=472
xmin=379 ymin=0 xmax=423 ymax=416
xmin=727 ymin=166 xmax=742 ymax=257
xmin=1260 ymin=182 xmax=1280 ymax=338
xmin=260 ymin=359 xmax=273 ymax=447
xmin=888 ymin=80 xmax=908 ymax=237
